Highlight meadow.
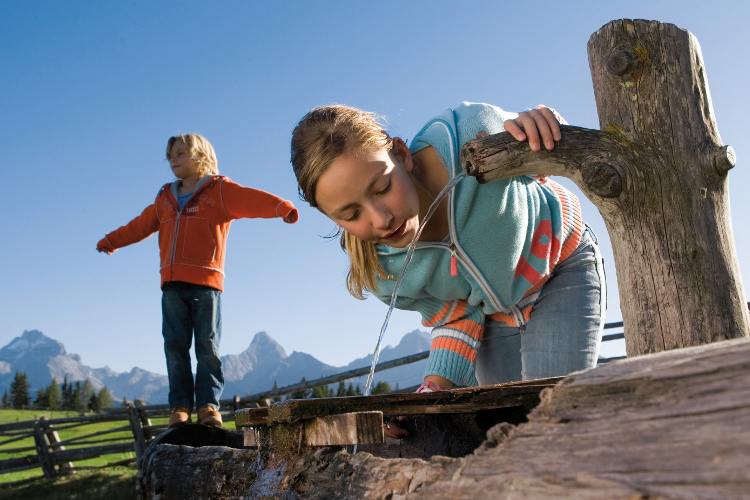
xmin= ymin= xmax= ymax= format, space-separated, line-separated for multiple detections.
xmin=0 ymin=408 xmax=237 ymax=499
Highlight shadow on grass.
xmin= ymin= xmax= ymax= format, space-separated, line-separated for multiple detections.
xmin=0 ymin=466 xmax=137 ymax=500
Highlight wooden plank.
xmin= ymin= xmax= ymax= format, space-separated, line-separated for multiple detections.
xmin=40 ymin=417 xmax=72 ymax=473
xmin=54 ymin=442 xmax=135 ymax=462
xmin=0 ymin=421 xmax=36 ymax=433
xmin=32 ymin=422 xmax=56 ymax=479
xmin=304 ymin=412 xmax=383 ymax=446
xmin=243 ymin=428 xmax=257 ymax=447
xmin=0 ymin=453 xmax=39 ymax=472
xmin=127 ymin=406 xmax=148 ymax=464
xmin=235 ymin=378 xmax=561 ymax=428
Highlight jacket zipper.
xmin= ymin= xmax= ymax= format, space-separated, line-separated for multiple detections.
xmin=167 ymin=179 xmax=213 ymax=276
xmin=446 ymin=187 xmax=527 ymax=327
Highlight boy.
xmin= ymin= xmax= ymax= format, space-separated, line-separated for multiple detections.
xmin=97 ymin=134 xmax=298 ymax=427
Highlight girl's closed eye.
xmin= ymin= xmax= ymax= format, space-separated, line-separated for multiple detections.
xmin=344 ymin=210 xmax=360 ymax=222
xmin=377 ymin=179 xmax=391 ymax=195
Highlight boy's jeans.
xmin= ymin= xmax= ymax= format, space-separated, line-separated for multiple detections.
xmin=476 ymin=228 xmax=607 ymax=384
xmin=161 ymin=281 xmax=224 ymax=410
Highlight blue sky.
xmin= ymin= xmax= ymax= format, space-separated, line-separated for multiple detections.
xmin=1 ymin=1 xmax=748 ymax=375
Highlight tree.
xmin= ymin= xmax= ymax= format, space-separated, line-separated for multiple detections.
xmin=291 ymin=378 xmax=308 ymax=400
xmin=46 ymin=378 xmax=61 ymax=411
xmin=33 ymin=388 xmax=47 ymax=409
xmin=311 ymin=385 xmax=329 ymax=399
xmin=1 ymin=391 xmax=8 ymax=408
xmin=61 ymin=377 xmax=73 ymax=410
xmin=345 ymin=384 xmax=357 ymax=397
xmin=371 ymin=381 xmax=392 ymax=395
xmin=72 ymin=381 xmax=85 ymax=412
xmin=10 ymin=372 xmax=30 ymax=409
xmin=337 ymin=381 xmax=347 ymax=397
xmin=90 ymin=386 xmax=113 ymax=413
xmin=82 ymin=379 xmax=95 ymax=409
xmin=121 ymin=396 xmax=128 ymax=408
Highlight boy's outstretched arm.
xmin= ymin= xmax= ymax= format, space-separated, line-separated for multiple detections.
xmin=220 ymin=179 xmax=298 ymax=224
xmin=96 ymin=204 xmax=160 ymax=254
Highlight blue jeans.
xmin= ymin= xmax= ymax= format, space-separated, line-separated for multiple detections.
xmin=475 ymin=228 xmax=606 ymax=384
xmin=161 ymin=281 xmax=224 ymax=409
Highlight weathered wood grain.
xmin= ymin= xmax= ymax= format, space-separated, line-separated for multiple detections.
xmin=138 ymin=337 xmax=750 ymax=499
xmin=304 ymin=412 xmax=383 ymax=446
xmin=235 ymin=378 xmax=561 ymax=427
xmin=461 ymin=19 xmax=749 ymax=357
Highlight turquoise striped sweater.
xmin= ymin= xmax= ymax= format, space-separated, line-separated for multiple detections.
xmin=374 ymin=103 xmax=583 ymax=387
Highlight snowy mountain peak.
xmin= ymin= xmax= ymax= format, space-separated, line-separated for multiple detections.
xmin=0 ymin=330 xmax=66 ymax=362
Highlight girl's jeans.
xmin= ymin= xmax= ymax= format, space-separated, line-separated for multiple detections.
xmin=475 ymin=228 xmax=607 ymax=384
xmin=161 ymin=281 xmax=224 ymax=410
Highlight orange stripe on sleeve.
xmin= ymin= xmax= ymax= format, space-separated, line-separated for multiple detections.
xmin=431 ymin=337 xmax=478 ymax=363
xmin=422 ymin=301 xmax=452 ymax=327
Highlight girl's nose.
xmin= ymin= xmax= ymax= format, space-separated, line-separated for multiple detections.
xmin=371 ymin=204 xmax=393 ymax=229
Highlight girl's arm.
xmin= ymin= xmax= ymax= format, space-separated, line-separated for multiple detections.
xmin=97 ymin=204 xmax=160 ymax=254
xmin=220 ymin=179 xmax=299 ymax=223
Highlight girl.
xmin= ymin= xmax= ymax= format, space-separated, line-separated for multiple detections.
xmin=291 ymin=102 xmax=605 ymax=425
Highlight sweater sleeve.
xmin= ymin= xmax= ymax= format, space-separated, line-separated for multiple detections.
xmin=220 ymin=179 xmax=297 ymax=221
xmin=386 ymin=294 xmax=484 ymax=388
xmin=103 ymin=204 xmax=160 ymax=251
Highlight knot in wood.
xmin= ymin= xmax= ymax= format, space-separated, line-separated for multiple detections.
xmin=715 ymin=145 xmax=736 ymax=176
xmin=581 ymin=163 xmax=622 ymax=198
xmin=605 ymin=48 xmax=635 ymax=77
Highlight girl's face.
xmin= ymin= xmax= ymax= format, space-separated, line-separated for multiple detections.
xmin=315 ymin=140 xmax=421 ymax=248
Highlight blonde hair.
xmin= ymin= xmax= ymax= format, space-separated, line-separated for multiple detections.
xmin=291 ymin=105 xmax=393 ymax=299
xmin=166 ymin=134 xmax=219 ymax=177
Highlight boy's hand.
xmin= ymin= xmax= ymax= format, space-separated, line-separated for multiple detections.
xmin=504 ymin=105 xmax=562 ymax=152
xmin=96 ymin=238 xmax=114 ymax=255
xmin=283 ymin=207 xmax=299 ymax=224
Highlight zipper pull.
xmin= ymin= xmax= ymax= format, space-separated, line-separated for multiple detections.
xmin=449 ymin=243 xmax=458 ymax=277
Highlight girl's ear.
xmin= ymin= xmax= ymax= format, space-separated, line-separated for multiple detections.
xmin=392 ymin=137 xmax=414 ymax=173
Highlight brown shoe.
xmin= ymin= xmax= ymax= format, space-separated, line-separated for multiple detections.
xmin=169 ymin=405 xmax=192 ymax=428
xmin=197 ymin=405 xmax=223 ymax=427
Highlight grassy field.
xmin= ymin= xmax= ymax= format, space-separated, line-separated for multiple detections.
xmin=0 ymin=408 xmax=237 ymax=498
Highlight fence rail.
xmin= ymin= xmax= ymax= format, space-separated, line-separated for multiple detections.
xmin=0 ymin=319 xmax=631 ymax=484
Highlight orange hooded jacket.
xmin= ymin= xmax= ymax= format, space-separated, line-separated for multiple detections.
xmin=97 ymin=175 xmax=298 ymax=292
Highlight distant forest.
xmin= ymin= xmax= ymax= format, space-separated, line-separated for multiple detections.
xmin=2 ymin=371 xmax=114 ymax=412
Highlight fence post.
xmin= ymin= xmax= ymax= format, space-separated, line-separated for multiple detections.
xmin=39 ymin=416 xmax=74 ymax=474
xmin=33 ymin=421 xmax=57 ymax=479
xmin=134 ymin=399 xmax=153 ymax=440
xmin=128 ymin=405 xmax=148 ymax=465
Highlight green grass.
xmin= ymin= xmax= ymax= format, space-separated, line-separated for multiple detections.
xmin=0 ymin=408 xmax=237 ymax=484
xmin=0 ymin=409 xmax=145 ymax=485
xmin=0 ymin=407 xmax=239 ymax=499
xmin=0 ymin=466 xmax=138 ymax=500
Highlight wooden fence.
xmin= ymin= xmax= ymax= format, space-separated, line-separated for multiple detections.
xmin=0 ymin=320 xmax=628 ymax=485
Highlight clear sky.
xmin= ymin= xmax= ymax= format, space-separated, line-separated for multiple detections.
xmin=1 ymin=1 xmax=748 ymax=375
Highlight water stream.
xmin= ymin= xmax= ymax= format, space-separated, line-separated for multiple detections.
xmin=363 ymin=172 xmax=468 ymax=397
xmin=352 ymin=172 xmax=467 ymax=454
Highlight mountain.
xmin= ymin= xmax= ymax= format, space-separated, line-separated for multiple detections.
xmin=0 ymin=329 xmax=431 ymax=404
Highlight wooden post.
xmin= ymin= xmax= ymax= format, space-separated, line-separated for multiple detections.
xmin=461 ymin=19 xmax=749 ymax=357
xmin=128 ymin=405 xmax=148 ymax=464
xmin=32 ymin=421 xmax=57 ymax=479
xmin=134 ymin=399 xmax=153 ymax=441
xmin=39 ymin=416 xmax=73 ymax=474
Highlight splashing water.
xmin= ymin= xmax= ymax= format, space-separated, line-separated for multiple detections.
xmin=363 ymin=172 xmax=468 ymax=398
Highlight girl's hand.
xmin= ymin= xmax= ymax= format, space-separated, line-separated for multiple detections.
xmin=383 ymin=416 xmax=409 ymax=439
xmin=504 ymin=105 xmax=562 ymax=152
